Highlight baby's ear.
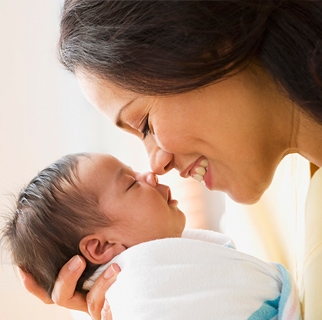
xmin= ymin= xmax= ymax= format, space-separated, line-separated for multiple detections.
xmin=79 ymin=234 xmax=126 ymax=264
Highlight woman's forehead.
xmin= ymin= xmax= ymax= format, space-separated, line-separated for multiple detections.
xmin=76 ymin=71 xmax=140 ymax=119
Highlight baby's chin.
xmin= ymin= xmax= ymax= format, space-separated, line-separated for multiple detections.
xmin=169 ymin=227 xmax=185 ymax=239
xmin=177 ymin=213 xmax=186 ymax=237
xmin=179 ymin=222 xmax=186 ymax=238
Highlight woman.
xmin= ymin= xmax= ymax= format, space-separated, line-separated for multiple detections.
xmin=20 ymin=1 xmax=322 ymax=319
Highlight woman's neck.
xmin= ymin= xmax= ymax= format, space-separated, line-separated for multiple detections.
xmin=291 ymin=108 xmax=322 ymax=167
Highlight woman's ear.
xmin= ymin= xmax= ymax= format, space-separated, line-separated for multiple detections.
xmin=79 ymin=234 xmax=126 ymax=264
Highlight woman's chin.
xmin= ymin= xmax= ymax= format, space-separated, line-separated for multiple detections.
xmin=227 ymin=189 xmax=263 ymax=205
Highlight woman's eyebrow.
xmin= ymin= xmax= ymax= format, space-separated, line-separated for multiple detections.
xmin=115 ymin=98 xmax=137 ymax=128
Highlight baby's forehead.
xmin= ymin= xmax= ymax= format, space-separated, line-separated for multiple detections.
xmin=76 ymin=153 xmax=127 ymax=186
xmin=79 ymin=153 xmax=114 ymax=168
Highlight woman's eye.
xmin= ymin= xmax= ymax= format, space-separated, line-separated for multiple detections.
xmin=127 ymin=180 xmax=137 ymax=190
xmin=142 ymin=115 xmax=152 ymax=139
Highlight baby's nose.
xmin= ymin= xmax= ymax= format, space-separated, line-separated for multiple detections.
xmin=145 ymin=172 xmax=159 ymax=187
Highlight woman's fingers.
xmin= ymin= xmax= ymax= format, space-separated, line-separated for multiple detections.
xmin=101 ymin=299 xmax=113 ymax=320
xmin=17 ymin=267 xmax=53 ymax=304
xmin=87 ymin=264 xmax=120 ymax=320
xmin=18 ymin=256 xmax=120 ymax=320
xmin=51 ymin=255 xmax=88 ymax=312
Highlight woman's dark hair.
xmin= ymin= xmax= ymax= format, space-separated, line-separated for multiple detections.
xmin=1 ymin=153 xmax=110 ymax=296
xmin=59 ymin=0 xmax=322 ymax=123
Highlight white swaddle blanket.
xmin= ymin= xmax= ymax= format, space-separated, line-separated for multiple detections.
xmin=84 ymin=229 xmax=302 ymax=320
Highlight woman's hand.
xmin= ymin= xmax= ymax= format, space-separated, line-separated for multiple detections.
xmin=18 ymin=255 xmax=120 ymax=320
xmin=18 ymin=266 xmax=55 ymax=305
xmin=85 ymin=263 xmax=120 ymax=320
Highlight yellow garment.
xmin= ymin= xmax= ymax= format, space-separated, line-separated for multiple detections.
xmin=300 ymin=167 xmax=322 ymax=319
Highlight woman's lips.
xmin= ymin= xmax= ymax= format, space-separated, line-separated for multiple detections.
xmin=202 ymin=163 xmax=212 ymax=190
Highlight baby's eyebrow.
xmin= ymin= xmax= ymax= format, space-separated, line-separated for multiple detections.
xmin=115 ymin=167 xmax=125 ymax=182
xmin=126 ymin=165 xmax=134 ymax=173
xmin=114 ymin=168 xmax=127 ymax=192
xmin=115 ymin=166 xmax=136 ymax=192
xmin=115 ymin=166 xmax=134 ymax=182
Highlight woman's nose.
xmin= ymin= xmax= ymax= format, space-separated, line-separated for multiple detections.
xmin=149 ymin=147 xmax=174 ymax=175
xmin=144 ymin=134 xmax=174 ymax=175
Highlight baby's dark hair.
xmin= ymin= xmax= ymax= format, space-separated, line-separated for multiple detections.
xmin=1 ymin=153 xmax=110 ymax=296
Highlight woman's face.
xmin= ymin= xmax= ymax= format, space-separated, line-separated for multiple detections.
xmin=76 ymin=66 xmax=292 ymax=204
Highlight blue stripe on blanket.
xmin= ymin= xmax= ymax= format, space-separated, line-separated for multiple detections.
xmin=248 ymin=297 xmax=280 ymax=320
xmin=277 ymin=263 xmax=292 ymax=316
xmin=248 ymin=263 xmax=302 ymax=320
xmin=224 ymin=244 xmax=236 ymax=249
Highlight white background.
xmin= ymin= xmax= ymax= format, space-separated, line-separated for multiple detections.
xmin=0 ymin=1 xmax=224 ymax=319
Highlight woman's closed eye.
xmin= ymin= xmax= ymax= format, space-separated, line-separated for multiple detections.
xmin=142 ymin=115 xmax=152 ymax=139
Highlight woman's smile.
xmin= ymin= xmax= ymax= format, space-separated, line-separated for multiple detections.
xmin=190 ymin=158 xmax=209 ymax=183
xmin=180 ymin=156 xmax=209 ymax=184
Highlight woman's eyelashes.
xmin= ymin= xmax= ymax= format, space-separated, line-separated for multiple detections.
xmin=142 ymin=115 xmax=152 ymax=139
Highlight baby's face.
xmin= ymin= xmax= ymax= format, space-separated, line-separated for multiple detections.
xmin=77 ymin=154 xmax=186 ymax=247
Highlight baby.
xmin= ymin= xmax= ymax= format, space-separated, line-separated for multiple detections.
xmin=1 ymin=153 xmax=185 ymax=294
xmin=1 ymin=153 xmax=302 ymax=319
